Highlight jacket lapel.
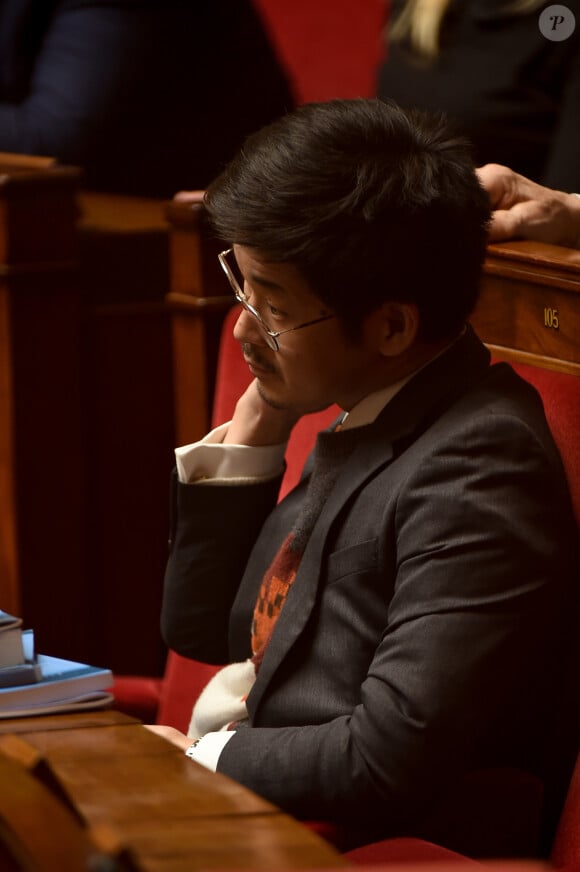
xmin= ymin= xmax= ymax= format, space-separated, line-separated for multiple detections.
xmin=247 ymin=327 xmax=491 ymax=713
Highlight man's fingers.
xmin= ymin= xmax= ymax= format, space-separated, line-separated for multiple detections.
xmin=487 ymin=207 xmax=524 ymax=241
xmin=477 ymin=164 xmax=511 ymax=209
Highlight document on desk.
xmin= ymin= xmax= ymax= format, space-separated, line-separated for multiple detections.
xmin=0 ymin=632 xmax=113 ymax=718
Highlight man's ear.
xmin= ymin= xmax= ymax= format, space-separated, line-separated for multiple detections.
xmin=374 ymin=302 xmax=420 ymax=356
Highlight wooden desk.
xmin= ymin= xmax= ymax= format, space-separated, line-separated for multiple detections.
xmin=0 ymin=710 xmax=346 ymax=871
xmin=472 ymin=240 xmax=580 ymax=375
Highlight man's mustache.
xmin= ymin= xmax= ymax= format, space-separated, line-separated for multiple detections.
xmin=241 ymin=343 xmax=278 ymax=374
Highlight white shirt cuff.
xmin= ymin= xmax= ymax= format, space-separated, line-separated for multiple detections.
xmin=175 ymin=422 xmax=287 ymax=484
xmin=184 ymin=731 xmax=235 ymax=771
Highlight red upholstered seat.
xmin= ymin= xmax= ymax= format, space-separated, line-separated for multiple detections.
xmin=346 ymin=837 xmax=480 ymax=866
xmin=505 ymin=361 xmax=580 ymax=524
xmin=551 ymin=750 xmax=580 ymax=871
xmin=107 ymin=674 xmax=165 ymax=724
xmin=156 ymin=653 xmax=222 ymax=734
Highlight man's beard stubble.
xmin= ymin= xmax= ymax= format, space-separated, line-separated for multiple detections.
xmin=255 ymin=379 xmax=290 ymax=410
xmin=241 ymin=342 xmax=289 ymax=410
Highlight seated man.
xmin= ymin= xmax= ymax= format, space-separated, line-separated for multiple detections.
xmin=153 ymin=99 xmax=578 ymax=847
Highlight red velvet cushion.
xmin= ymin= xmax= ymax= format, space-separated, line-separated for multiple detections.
xmin=211 ymin=307 xmax=252 ymax=427
xmin=346 ymin=836 xmax=480 ymax=866
xmin=110 ymin=657 xmax=220 ymax=731
xmin=156 ymin=653 xmax=221 ymax=733
xmin=551 ymin=752 xmax=580 ymax=870
xmin=506 ymin=362 xmax=580 ymax=525
xmin=109 ymin=675 xmax=162 ymax=723
xmin=253 ymin=0 xmax=385 ymax=104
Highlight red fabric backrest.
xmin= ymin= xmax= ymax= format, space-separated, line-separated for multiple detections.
xmin=156 ymin=652 xmax=220 ymax=733
xmin=551 ymin=751 xmax=580 ymax=869
xmin=210 ymin=306 xmax=252 ymax=426
xmin=253 ymin=0 xmax=385 ymax=104
xmin=495 ymin=361 xmax=579 ymax=869
xmin=506 ymin=361 xmax=580 ymax=526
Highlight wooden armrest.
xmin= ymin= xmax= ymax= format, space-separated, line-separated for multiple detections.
xmin=0 ymin=736 xmax=143 ymax=871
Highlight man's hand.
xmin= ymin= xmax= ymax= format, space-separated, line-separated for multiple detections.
xmin=173 ymin=190 xmax=205 ymax=205
xmin=477 ymin=163 xmax=580 ymax=248
xmin=224 ymin=379 xmax=301 ymax=447
xmin=144 ymin=724 xmax=191 ymax=751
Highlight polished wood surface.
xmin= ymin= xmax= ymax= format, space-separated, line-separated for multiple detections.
xmin=165 ymin=197 xmax=233 ymax=445
xmin=78 ymin=191 xmax=168 ymax=232
xmin=473 ymin=240 xmax=580 ymax=375
xmin=0 ymin=711 xmax=346 ymax=871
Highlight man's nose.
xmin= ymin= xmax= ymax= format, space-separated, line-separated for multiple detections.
xmin=232 ymin=306 xmax=268 ymax=346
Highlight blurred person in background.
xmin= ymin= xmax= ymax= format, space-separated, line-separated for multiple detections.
xmin=0 ymin=0 xmax=293 ymax=196
xmin=378 ymin=0 xmax=580 ymax=191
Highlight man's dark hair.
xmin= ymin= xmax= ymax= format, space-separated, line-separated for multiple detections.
xmin=205 ymin=98 xmax=490 ymax=341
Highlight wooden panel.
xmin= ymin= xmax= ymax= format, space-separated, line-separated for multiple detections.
xmin=0 ymin=285 xmax=18 ymax=612
xmin=0 ymin=179 xmax=233 ymax=676
xmin=0 ymin=710 xmax=136 ymax=736
xmin=0 ymin=751 xmax=101 ymax=872
xmin=0 ymin=714 xmax=346 ymax=871
xmin=74 ymin=195 xmax=232 ymax=674
xmin=165 ymin=198 xmax=234 ymax=444
xmin=0 ymin=158 xmax=83 ymax=647
xmin=0 ymin=727 xmax=144 ymax=871
xmin=472 ymin=240 xmax=580 ymax=374
xmin=120 ymin=816 xmax=344 ymax=872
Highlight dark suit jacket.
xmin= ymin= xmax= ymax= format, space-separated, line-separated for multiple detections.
xmin=162 ymin=327 xmax=578 ymax=841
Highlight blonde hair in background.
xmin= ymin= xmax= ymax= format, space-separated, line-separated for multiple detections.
xmin=390 ymin=0 xmax=548 ymax=59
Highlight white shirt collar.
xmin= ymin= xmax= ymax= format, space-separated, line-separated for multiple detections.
xmin=340 ymin=374 xmax=413 ymax=430
xmin=340 ymin=329 xmax=464 ymax=431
